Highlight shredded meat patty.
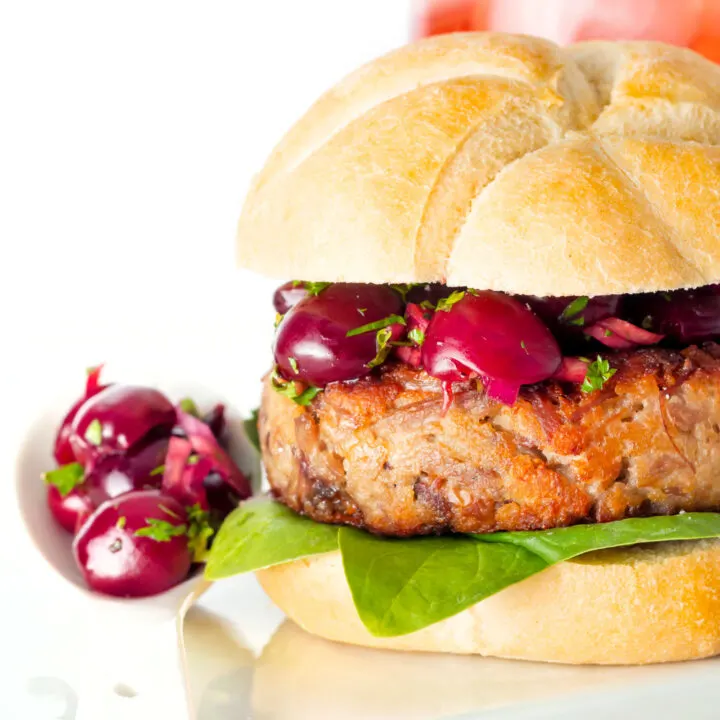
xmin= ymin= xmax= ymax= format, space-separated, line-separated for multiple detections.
xmin=259 ymin=344 xmax=720 ymax=536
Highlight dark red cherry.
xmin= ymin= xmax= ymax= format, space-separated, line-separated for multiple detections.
xmin=273 ymin=283 xmax=405 ymax=386
xmin=69 ymin=385 xmax=175 ymax=465
xmin=73 ymin=490 xmax=192 ymax=598
xmin=422 ymin=291 xmax=561 ymax=386
xmin=273 ymin=281 xmax=309 ymax=315
xmin=53 ymin=366 xmax=108 ymax=465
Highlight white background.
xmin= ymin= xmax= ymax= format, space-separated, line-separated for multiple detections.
xmin=0 ymin=1 xmax=410 ymax=716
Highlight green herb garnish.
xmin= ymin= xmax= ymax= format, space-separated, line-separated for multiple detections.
xmin=604 ymin=329 xmax=613 ymax=337
xmin=149 ymin=464 xmax=165 ymax=477
xmin=581 ymin=355 xmax=616 ymax=393
xmin=304 ymin=282 xmax=331 ymax=296
xmin=134 ymin=518 xmax=187 ymax=542
xmin=179 ymin=398 xmax=199 ymax=417
xmin=408 ymin=328 xmax=425 ymax=346
xmin=271 ymin=367 xmax=321 ymax=406
xmin=346 ymin=314 xmax=406 ymax=338
xmin=186 ymin=503 xmax=215 ymax=563
xmin=435 ymin=290 xmax=465 ymax=312
xmin=42 ymin=462 xmax=85 ymax=497
xmin=560 ymin=296 xmax=589 ymax=323
xmin=288 ymin=357 xmax=299 ymax=374
xmin=274 ymin=312 xmax=284 ymax=329
xmin=84 ymin=419 xmax=103 ymax=446
xmin=116 ymin=516 xmax=127 ymax=530
xmin=390 ymin=284 xmax=421 ymax=301
xmin=367 ymin=327 xmax=394 ymax=369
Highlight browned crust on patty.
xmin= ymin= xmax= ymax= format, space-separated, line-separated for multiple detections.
xmin=260 ymin=344 xmax=720 ymax=536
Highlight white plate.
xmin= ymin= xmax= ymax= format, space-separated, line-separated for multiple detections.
xmin=187 ymin=576 xmax=720 ymax=719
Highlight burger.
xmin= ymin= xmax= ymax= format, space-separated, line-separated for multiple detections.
xmin=206 ymin=33 xmax=720 ymax=665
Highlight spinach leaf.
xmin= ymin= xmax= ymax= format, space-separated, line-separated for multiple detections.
xmin=339 ymin=527 xmax=548 ymax=637
xmin=474 ymin=513 xmax=720 ymax=564
xmin=243 ymin=408 xmax=260 ymax=453
xmin=204 ymin=497 xmax=339 ymax=580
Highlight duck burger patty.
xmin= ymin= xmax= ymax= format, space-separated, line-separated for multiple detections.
xmin=260 ymin=344 xmax=720 ymax=536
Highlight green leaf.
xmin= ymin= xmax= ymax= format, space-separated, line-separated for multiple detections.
xmin=205 ymin=497 xmax=339 ymax=580
xmin=149 ymin=464 xmax=165 ymax=477
xmin=339 ymin=528 xmax=547 ymax=637
xmin=560 ymin=296 xmax=589 ymax=322
xmin=84 ymin=419 xmax=103 ymax=446
xmin=367 ymin=326 xmax=394 ymax=369
xmin=346 ymin=314 xmax=406 ymax=338
xmin=271 ymin=368 xmax=321 ymax=406
xmin=179 ymin=398 xmax=199 ymax=416
xmin=42 ymin=462 xmax=85 ymax=497
xmin=408 ymin=327 xmax=425 ymax=346
xmin=435 ymin=290 xmax=465 ymax=312
xmin=244 ymin=408 xmax=260 ymax=452
xmin=581 ymin=355 xmax=616 ymax=393
xmin=134 ymin=518 xmax=187 ymax=542
xmin=474 ymin=513 xmax=720 ymax=564
xmin=288 ymin=357 xmax=299 ymax=374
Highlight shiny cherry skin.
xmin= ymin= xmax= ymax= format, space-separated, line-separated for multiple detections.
xmin=273 ymin=281 xmax=309 ymax=315
xmin=53 ymin=366 xmax=108 ymax=465
xmin=47 ymin=485 xmax=95 ymax=534
xmin=84 ymin=435 xmax=169 ymax=503
xmin=422 ymin=291 xmax=561 ymax=385
xmin=274 ymin=283 xmax=405 ymax=386
xmin=73 ymin=490 xmax=192 ymax=598
xmin=69 ymin=385 xmax=176 ymax=465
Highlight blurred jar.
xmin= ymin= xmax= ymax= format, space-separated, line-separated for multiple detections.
xmin=413 ymin=0 xmax=720 ymax=61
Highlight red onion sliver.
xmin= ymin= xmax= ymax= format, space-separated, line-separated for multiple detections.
xmin=553 ymin=357 xmax=589 ymax=383
xmin=585 ymin=317 xmax=664 ymax=349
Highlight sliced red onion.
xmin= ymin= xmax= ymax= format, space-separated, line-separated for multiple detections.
xmin=553 ymin=357 xmax=589 ymax=383
xmin=176 ymin=410 xmax=251 ymax=498
xmin=585 ymin=317 xmax=664 ymax=349
xmin=395 ymin=302 xmax=431 ymax=368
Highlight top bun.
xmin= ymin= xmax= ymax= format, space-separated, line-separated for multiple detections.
xmin=236 ymin=33 xmax=720 ymax=295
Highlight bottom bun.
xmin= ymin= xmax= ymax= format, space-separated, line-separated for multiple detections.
xmin=256 ymin=539 xmax=720 ymax=665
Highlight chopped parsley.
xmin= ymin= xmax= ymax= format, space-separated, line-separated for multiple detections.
xmin=187 ymin=454 xmax=199 ymax=466
xmin=408 ymin=327 xmax=425 ymax=346
xmin=84 ymin=419 xmax=103 ymax=446
xmin=186 ymin=503 xmax=215 ymax=563
xmin=149 ymin=464 xmax=165 ymax=477
xmin=560 ymin=296 xmax=589 ymax=324
xmin=134 ymin=518 xmax=187 ymax=542
xmin=43 ymin=462 xmax=85 ymax=497
xmin=435 ymin=290 xmax=466 ymax=313
xmin=274 ymin=312 xmax=284 ymax=328
xmin=288 ymin=356 xmax=299 ymax=374
xmin=179 ymin=398 xmax=199 ymax=417
xmin=116 ymin=516 xmax=127 ymax=530
xmin=159 ymin=503 xmax=182 ymax=520
xmin=346 ymin=314 xmax=406 ymax=337
xmin=603 ymin=329 xmax=613 ymax=337
xmin=390 ymin=284 xmax=421 ymax=301
xmin=357 ymin=308 xmax=367 ymax=316
xmin=520 ymin=340 xmax=529 ymax=354
xmin=271 ymin=367 xmax=321 ymax=406
xmin=581 ymin=355 xmax=617 ymax=393
xmin=304 ymin=281 xmax=331 ymax=296
xmin=367 ymin=327 xmax=394 ymax=369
